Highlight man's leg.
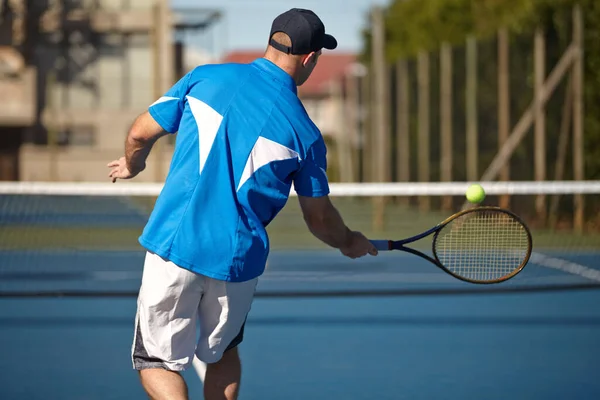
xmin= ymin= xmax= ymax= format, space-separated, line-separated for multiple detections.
xmin=139 ymin=369 xmax=188 ymax=400
xmin=132 ymin=252 xmax=204 ymax=400
xmin=204 ymin=347 xmax=242 ymax=400
xmin=196 ymin=277 xmax=257 ymax=400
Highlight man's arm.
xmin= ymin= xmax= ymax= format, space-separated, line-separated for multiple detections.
xmin=292 ymin=134 xmax=376 ymax=259
xmin=107 ymin=111 xmax=167 ymax=182
xmin=109 ymin=70 xmax=191 ymax=182
xmin=298 ymin=195 xmax=352 ymax=248
xmin=298 ymin=195 xmax=377 ymax=258
xmin=124 ymin=111 xmax=168 ymax=175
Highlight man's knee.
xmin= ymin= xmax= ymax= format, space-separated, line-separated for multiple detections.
xmin=203 ymin=348 xmax=241 ymax=400
xmin=221 ymin=347 xmax=240 ymax=362
xmin=208 ymin=347 xmax=240 ymax=368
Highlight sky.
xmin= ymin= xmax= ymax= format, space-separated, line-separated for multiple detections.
xmin=171 ymin=0 xmax=389 ymax=59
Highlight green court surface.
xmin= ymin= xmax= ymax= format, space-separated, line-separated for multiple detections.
xmin=1 ymin=197 xmax=598 ymax=251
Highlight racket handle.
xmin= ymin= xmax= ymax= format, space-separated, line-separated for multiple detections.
xmin=370 ymin=240 xmax=392 ymax=251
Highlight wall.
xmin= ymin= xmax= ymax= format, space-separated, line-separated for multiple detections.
xmin=19 ymin=143 xmax=174 ymax=182
xmin=17 ymin=0 xmax=175 ymax=182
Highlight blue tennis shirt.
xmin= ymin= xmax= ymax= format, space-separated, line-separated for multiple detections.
xmin=139 ymin=58 xmax=330 ymax=282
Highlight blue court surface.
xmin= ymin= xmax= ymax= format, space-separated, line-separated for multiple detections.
xmin=1 ymin=250 xmax=599 ymax=400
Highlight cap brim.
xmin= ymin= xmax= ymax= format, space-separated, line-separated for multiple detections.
xmin=323 ymin=34 xmax=337 ymax=50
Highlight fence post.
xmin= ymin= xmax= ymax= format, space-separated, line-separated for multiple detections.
xmin=440 ymin=43 xmax=453 ymax=211
xmin=572 ymin=5 xmax=584 ymax=232
xmin=466 ymin=36 xmax=478 ymax=182
xmin=418 ymin=50 xmax=430 ymax=212
xmin=498 ymin=28 xmax=510 ymax=209
xmin=371 ymin=6 xmax=389 ymax=230
xmin=396 ymin=59 xmax=410 ymax=205
xmin=534 ymin=28 xmax=547 ymax=225
xmin=549 ymin=76 xmax=573 ymax=229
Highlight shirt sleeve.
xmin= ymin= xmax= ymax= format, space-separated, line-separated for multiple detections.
xmin=293 ymin=137 xmax=330 ymax=197
xmin=148 ymin=71 xmax=193 ymax=133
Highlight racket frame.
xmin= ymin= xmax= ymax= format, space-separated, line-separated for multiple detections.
xmin=372 ymin=206 xmax=533 ymax=284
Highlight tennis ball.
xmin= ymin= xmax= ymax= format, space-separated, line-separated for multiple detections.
xmin=466 ymin=184 xmax=486 ymax=204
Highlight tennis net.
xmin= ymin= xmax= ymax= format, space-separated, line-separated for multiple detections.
xmin=1 ymin=180 xmax=599 ymax=297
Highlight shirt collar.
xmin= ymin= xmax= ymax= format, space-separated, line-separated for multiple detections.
xmin=251 ymin=58 xmax=298 ymax=95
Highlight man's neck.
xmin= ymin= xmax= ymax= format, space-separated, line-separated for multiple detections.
xmin=263 ymin=52 xmax=298 ymax=83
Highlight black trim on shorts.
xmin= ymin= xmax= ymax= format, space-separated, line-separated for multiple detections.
xmin=225 ymin=318 xmax=247 ymax=352
xmin=132 ymin=317 xmax=170 ymax=371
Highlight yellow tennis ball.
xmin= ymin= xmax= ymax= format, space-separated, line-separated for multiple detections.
xmin=466 ymin=184 xmax=486 ymax=204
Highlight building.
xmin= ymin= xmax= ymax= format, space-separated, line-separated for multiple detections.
xmin=0 ymin=0 xmax=219 ymax=182
xmin=0 ymin=2 xmax=362 ymax=183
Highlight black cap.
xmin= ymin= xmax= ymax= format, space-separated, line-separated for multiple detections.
xmin=269 ymin=8 xmax=337 ymax=55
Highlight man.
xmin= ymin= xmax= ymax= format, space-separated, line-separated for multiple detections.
xmin=107 ymin=8 xmax=377 ymax=400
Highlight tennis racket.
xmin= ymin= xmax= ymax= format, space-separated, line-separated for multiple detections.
xmin=370 ymin=206 xmax=533 ymax=284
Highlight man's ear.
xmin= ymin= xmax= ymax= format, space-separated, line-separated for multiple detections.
xmin=302 ymin=51 xmax=317 ymax=67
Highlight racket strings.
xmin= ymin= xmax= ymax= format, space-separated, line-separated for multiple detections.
xmin=434 ymin=210 xmax=530 ymax=282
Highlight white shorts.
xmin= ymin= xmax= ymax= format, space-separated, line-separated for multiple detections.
xmin=132 ymin=252 xmax=258 ymax=371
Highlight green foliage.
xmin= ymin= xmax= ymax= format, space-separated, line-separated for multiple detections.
xmin=580 ymin=0 xmax=600 ymax=178
xmin=361 ymin=0 xmax=600 ymax=184
xmin=366 ymin=0 xmax=573 ymax=61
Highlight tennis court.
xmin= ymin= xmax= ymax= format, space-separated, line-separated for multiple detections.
xmin=1 ymin=250 xmax=600 ymax=399
xmin=1 ymin=183 xmax=599 ymax=399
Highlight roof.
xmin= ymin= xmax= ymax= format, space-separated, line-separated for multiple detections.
xmin=222 ymin=50 xmax=357 ymax=97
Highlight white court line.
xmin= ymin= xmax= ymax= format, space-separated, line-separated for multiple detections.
xmin=530 ymin=252 xmax=600 ymax=282
xmin=192 ymin=355 xmax=206 ymax=384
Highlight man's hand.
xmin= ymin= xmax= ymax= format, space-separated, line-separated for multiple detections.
xmin=339 ymin=231 xmax=378 ymax=259
xmin=107 ymin=156 xmax=143 ymax=183
xmin=107 ymin=111 xmax=168 ymax=183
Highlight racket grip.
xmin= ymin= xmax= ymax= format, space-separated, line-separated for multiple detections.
xmin=370 ymin=240 xmax=392 ymax=251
